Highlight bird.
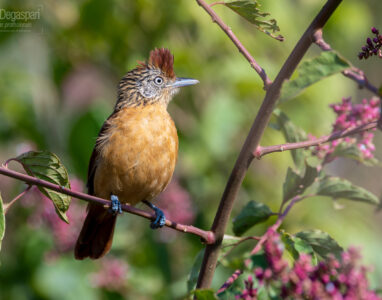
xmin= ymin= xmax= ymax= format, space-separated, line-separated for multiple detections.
xmin=74 ymin=48 xmax=198 ymax=260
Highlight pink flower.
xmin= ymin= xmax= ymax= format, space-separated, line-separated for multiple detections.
xmin=312 ymin=97 xmax=380 ymax=162
xmin=90 ymin=257 xmax=128 ymax=292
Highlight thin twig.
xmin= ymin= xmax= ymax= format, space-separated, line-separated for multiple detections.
xmin=313 ymin=29 xmax=380 ymax=97
xmin=4 ymin=185 xmax=32 ymax=214
xmin=217 ymin=269 xmax=243 ymax=294
xmin=196 ymin=0 xmax=343 ymax=289
xmin=254 ymin=121 xmax=377 ymax=158
xmin=0 ymin=166 xmax=215 ymax=244
xmin=248 ymin=195 xmax=304 ymax=257
xmin=196 ymin=0 xmax=272 ymax=89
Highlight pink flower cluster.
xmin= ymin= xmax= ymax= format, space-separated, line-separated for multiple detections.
xmin=90 ymin=257 xmax=129 ymax=292
xmin=236 ymin=230 xmax=381 ymax=300
xmin=311 ymin=97 xmax=380 ymax=162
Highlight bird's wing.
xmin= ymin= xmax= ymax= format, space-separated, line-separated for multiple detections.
xmin=87 ymin=113 xmax=115 ymax=196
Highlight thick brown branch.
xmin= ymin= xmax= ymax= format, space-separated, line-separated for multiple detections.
xmin=255 ymin=121 xmax=377 ymax=158
xmin=196 ymin=0 xmax=272 ymax=89
xmin=0 ymin=166 xmax=215 ymax=244
xmin=196 ymin=0 xmax=343 ymax=290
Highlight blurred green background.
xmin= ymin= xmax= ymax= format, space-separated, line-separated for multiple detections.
xmin=0 ymin=0 xmax=381 ymax=299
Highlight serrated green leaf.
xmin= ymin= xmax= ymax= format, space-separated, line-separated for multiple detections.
xmin=223 ymin=0 xmax=283 ymax=41
xmin=15 ymin=151 xmax=71 ymax=223
xmin=0 ymin=193 xmax=4 ymax=252
xmin=316 ymin=176 xmax=379 ymax=205
xmin=187 ymin=249 xmax=205 ymax=292
xmin=274 ymin=110 xmax=307 ymax=169
xmin=280 ymin=51 xmax=350 ymax=102
xmin=191 ymin=289 xmax=218 ymax=300
xmin=233 ymin=201 xmax=273 ymax=236
xmin=283 ymin=163 xmax=318 ymax=203
xmin=295 ymin=230 xmax=343 ymax=260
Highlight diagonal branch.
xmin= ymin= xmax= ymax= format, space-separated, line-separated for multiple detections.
xmin=196 ymin=0 xmax=272 ymax=89
xmin=254 ymin=121 xmax=377 ymax=158
xmin=196 ymin=0 xmax=343 ymax=290
xmin=0 ymin=166 xmax=215 ymax=244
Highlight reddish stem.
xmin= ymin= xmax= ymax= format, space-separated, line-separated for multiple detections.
xmin=195 ymin=0 xmax=272 ymax=89
xmin=0 ymin=166 xmax=215 ymax=244
xmin=254 ymin=121 xmax=377 ymax=158
xmin=4 ymin=185 xmax=32 ymax=214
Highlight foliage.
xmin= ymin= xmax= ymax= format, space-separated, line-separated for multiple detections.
xmin=0 ymin=0 xmax=381 ymax=299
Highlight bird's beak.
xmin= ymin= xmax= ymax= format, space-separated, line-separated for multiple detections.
xmin=170 ymin=77 xmax=199 ymax=88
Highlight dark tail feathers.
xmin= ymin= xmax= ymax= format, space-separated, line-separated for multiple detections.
xmin=74 ymin=204 xmax=117 ymax=260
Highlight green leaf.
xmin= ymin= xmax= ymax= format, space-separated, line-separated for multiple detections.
xmin=280 ymin=51 xmax=350 ymax=102
xmin=233 ymin=201 xmax=273 ymax=236
xmin=223 ymin=0 xmax=283 ymax=41
xmin=283 ymin=162 xmax=318 ymax=203
xmin=0 ymin=193 xmax=4 ymax=252
xmin=281 ymin=231 xmax=317 ymax=265
xmin=274 ymin=110 xmax=307 ymax=169
xmin=191 ymin=289 xmax=218 ymax=300
xmin=15 ymin=151 xmax=71 ymax=223
xmin=316 ymin=176 xmax=379 ymax=205
xmin=187 ymin=250 xmax=205 ymax=292
xmin=331 ymin=143 xmax=379 ymax=166
xmin=295 ymin=230 xmax=343 ymax=260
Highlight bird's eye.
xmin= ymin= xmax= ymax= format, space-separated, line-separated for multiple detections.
xmin=154 ymin=76 xmax=164 ymax=85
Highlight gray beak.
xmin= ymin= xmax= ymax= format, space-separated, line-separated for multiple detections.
xmin=170 ymin=77 xmax=199 ymax=88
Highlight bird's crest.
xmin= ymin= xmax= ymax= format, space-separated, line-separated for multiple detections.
xmin=138 ymin=48 xmax=175 ymax=79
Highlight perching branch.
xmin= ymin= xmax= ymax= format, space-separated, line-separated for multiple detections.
xmin=196 ymin=0 xmax=343 ymax=290
xmin=195 ymin=0 xmax=272 ymax=89
xmin=0 ymin=165 xmax=215 ymax=245
xmin=254 ymin=121 xmax=377 ymax=159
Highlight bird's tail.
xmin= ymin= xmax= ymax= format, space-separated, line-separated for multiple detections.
xmin=74 ymin=204 xmax=117 ymax=260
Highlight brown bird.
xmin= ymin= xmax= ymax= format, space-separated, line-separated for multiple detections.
xmin=74 ymin=48 xmax=198 ymax=260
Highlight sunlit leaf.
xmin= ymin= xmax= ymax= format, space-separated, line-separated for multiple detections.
xmin=295 ymin=230 xmax=343 ymax=260
xmin=274 ymin=110 xmax=307 ymax=170
xmin=223 ymin=0 xmax=283 ymax=41
xmin=15 ymin=151 xmax=71 ymax=223
xmin=281 ymin=231 xmax=317 ymax=265
xmin=0 ymin=193 xmax=4 ymax=252
xmin=280 ymin=51 xmax=350 ymax=102
xmin=316 ymin=176 xmax=379 ymax=205
xmin=233 ymin=201 xmax=273 ymax=236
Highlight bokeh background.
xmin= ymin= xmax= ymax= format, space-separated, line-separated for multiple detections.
xmin=0 ymin=0 xmax=381 ymax=299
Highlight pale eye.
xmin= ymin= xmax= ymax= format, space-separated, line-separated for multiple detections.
xmin=154 ymin=76 xmax=164 ymax=85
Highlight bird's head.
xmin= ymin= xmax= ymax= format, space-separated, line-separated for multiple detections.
xmin=116 ymin=48 xmax=198 ymax=110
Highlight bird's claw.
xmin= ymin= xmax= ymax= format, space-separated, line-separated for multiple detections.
xmin=143 ymin=201 xmax=166 ymax=229
xmin=109 ymin=195 xmax=122 ymax=215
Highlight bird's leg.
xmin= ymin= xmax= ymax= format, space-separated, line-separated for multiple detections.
xmin=142 ymin=200 xmax=166 ymax=229
xmin=109 ymin=194 xmax=123 ymax=215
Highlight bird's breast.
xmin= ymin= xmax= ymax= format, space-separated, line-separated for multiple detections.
xmin=94 ymin=104 xmax=178 ymax=205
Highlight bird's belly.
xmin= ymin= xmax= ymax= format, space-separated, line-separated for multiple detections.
xmin=93 ymin=106 xmax=178 ymax=205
